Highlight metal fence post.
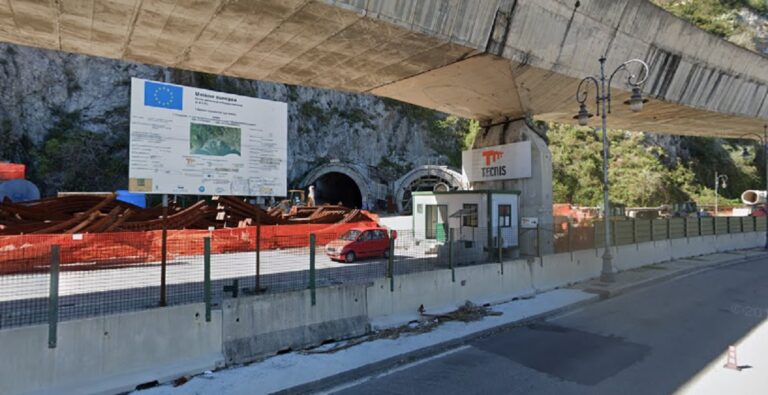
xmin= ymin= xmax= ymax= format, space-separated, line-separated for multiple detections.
xmin=388 ymin=230 xmax=394 ymax=292
xmin=497 ymin=225 xmax=503 ymax=263
xmin=160 ymin=194 xmax=168 ymax=307
xmin=698 ymin=217 xmax=702 ymax=236
xmin=594 ymin=222 xmax=599 ymax=250
xmin=448 ymin=228 xmax=455 ymax=282
xmin=666 ymin=218 xmax=671 ymax=240
xmin=204 ymin=237 xmax=211 ymax=323
xmin=567 ymin=221 xmax=574 ymax=260
xmin=632 ymin=218 xmax=637 ymax=244
xmin=48 ymin=245 xmax=60 ymax=349
xmin=255 ymin=208 xmax=261 ymax=294
xmin=309 ymin=234 xmax=316 ymax=306
xmin=536 ymin=224 xmax=541 ymax=258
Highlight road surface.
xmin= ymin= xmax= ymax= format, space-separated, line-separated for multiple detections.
xmin=333 ymin=257 xmax=768 ymax=394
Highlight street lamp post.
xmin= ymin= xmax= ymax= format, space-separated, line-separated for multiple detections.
xmin=574 ymin=57 xmax=649 ymax=283
xmin=737 ymin=124 xmax=768 ymax=249
xmin=714 ymin=172 xmax=727 ymax=217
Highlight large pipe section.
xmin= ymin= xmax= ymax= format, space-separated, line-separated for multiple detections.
xmin=741 ymin=190 xmax=768 ymax=205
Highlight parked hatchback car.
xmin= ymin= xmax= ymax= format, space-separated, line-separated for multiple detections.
xmin=325 ymin=227 xmax=395 ymax=263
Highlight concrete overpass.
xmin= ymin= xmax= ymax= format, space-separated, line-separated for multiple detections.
xmin=2 ymin=0 xmax=768 ymax=137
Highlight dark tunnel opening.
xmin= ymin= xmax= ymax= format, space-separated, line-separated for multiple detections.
xmin=314 ymin=172 xmax=363 ymax=209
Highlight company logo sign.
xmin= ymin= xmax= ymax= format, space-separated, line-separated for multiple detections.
xmin=481 ymin=150 xmax=506 ymax=177
xmin=462 ymin=141 xmax=532 ymax=182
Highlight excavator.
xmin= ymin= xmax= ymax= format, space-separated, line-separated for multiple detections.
xmin=274 ymin=189 xmax=306 ymax=213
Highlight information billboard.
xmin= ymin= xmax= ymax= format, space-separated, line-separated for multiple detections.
xmin=129 ymin=78 xmax=287 ymax=196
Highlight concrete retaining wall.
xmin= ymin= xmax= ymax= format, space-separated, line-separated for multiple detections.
xmin=221 ymin=284 xmax=369 ymax=364
xmin=0 ymin=303 xmax=223 ymax=395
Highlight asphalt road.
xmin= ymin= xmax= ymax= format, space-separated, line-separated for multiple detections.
xmin=333 ymin=257 xmax=768 ymax=395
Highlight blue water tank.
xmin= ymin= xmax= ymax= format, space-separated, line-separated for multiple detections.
xmin=116 ymin=190 xmax=147 ymax=208
xmin=0 ymin=179 xmax=40 ymax=202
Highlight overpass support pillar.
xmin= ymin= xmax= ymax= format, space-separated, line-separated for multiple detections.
xmin=472 ymin=119 xmax=554 ymax=257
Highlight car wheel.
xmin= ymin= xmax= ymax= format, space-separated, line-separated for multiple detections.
xmin=383 ymin=249 xmax=390 ymax=258
xmin=345 ymin=251 xmax=356 ymax=263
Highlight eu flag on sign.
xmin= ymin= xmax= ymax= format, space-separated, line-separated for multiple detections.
xmin=144 ymin=81 xmax=183 ymax=110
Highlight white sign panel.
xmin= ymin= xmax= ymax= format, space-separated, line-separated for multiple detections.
xmin=461 ymin=141 xmax=532 ymax=182
xmin=521 ymin=217 xmax=539 ymax=229
xmin=129 ymin=78 xmax=287 ymax=196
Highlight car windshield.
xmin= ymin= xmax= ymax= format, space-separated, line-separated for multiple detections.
xmin=340 ymin=230 xmax=361 ymax=241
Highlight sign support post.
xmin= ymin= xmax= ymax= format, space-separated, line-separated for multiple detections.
xmin=160 ymin=194 xmax=168 ymax=307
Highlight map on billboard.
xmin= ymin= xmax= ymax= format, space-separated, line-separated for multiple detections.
xmin=128 ymin=78 xmax=287 ymax=196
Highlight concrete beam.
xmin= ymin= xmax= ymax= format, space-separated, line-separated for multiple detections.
xmin=0 ymin=0 xmax=767 ymax=137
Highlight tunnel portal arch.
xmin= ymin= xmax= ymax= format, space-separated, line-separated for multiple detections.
xmin=299 ymin=163 xmax=371 ymax=209
xmin=394 ymin=165 xmax=468 ymax=213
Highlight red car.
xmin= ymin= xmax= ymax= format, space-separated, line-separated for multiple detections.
xmin=325 ymin=227 xmax=395 ymax=263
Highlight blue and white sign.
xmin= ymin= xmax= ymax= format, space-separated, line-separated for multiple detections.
xmin=143 ymin=81 xmax=183 ymax=110
xmin=129 ymin=78 xmax=287 ymax=196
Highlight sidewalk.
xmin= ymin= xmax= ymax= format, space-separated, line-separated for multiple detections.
xmin=578 ymin=249 xmax=768 ymax=298
xmin=134 ymin=248 xmax=768 ymax=395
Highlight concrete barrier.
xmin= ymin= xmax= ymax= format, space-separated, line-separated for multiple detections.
xmin=221 ymin=284 xmax=369 ymax=364
xmin=367 ymin=261 xmax=536 ymax=328
xmin=2 ymin=231 xmax=762 ymax=394
xmin=368 ymin=231 xmax=764 ymax=327
xmin=0 ymin=303 xmax=223 ymax=395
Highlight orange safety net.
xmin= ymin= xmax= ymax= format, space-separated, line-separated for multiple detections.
xmin=0 ymin=163 xmax=25 ymax=180
xmin=0 ymin=214 xmax=379 ymax=275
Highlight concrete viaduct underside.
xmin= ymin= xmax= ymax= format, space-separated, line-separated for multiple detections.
xmin=2 ymin=0 xmax=768 ymax=137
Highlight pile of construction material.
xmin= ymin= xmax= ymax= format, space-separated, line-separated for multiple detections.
xmin=0 ymin=194 xmax=376 ymax=235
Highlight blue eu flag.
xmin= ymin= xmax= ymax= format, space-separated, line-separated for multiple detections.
xmin=144 ymin=81 xmax=183 ymax=110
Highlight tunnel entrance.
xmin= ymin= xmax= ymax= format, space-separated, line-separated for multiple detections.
xmin=314 ymin=172 xmax=363 ymax=208
xmin=400 ymin=176 xmax=453 ymax=214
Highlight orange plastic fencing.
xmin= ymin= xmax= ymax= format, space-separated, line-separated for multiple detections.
xmin=0 ymin=163 xmax=25 ymax=180
xmin=0 ymin=216 xmax=379 ymax=275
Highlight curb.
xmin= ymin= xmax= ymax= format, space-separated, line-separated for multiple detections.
xmin=275 ymin=249 xmax=767 ymax=395
xmin=273 ymin=294 xmax=599 ymax=395
xmin=585 ymin=251 xmax=768 ymax=299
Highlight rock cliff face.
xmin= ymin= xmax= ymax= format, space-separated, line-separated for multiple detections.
xmin=0 ymin=43 xmax=473 ymax=196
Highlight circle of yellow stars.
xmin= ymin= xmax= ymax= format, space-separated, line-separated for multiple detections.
xmin=153 ymin=86 xmax=175 ymax=106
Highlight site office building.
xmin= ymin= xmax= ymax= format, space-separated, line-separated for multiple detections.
xmin=411 ymin=140 xmax=532 ymax=251
xmin=412 ymin=190 xmax=520 ymax=250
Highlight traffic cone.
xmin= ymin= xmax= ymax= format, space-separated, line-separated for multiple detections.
xmin=724 ymin=345 xmax=740 ymax=371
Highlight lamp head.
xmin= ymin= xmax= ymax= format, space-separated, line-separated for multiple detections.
xmin=573 ymin=103 xmax=593 ymax=126
xmin=624 ymin=87 xmax=648 ymax=113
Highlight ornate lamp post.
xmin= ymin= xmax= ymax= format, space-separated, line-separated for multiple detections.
xmin=574 ymin=57 xmax=650 ymax=282
xmin=737 ymin=124 xmax=768 ymax=249
xmin=714 ymin=172 xmax=727 ymax=217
